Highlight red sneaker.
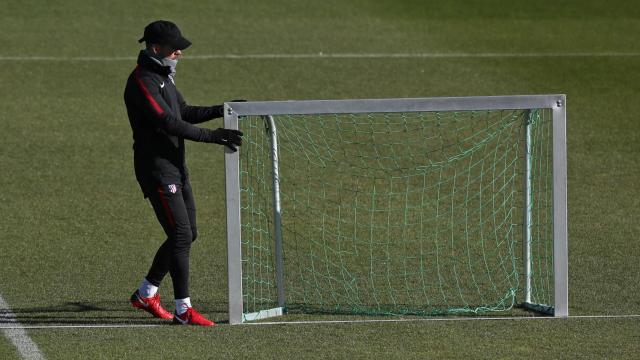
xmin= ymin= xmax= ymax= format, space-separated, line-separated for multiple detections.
xmin=130 ymin=290 xmax=174 ymax=320
xmin=173 ymin=307 xmax=215 ymax=326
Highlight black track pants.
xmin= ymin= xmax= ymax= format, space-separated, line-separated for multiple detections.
xmin=145 ymin=182 xmax=198 ymax=299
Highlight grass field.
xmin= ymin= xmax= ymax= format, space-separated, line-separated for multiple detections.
xmin=1 ymin=0 xmax=639 ymax=358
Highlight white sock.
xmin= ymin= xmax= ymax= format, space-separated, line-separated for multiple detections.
xmin=175 ymin=297 xmax=192 ymax=315
xmin=138 ymin=278 xmax=158 ymax=298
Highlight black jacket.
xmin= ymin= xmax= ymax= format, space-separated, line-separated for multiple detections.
xmin=124 ymin=50 xmax=222 ymax=195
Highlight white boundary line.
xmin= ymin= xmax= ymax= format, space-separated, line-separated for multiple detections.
xmin=244 ymin=314 xmax=640 ymax=326
xmin=0 ymin=294 xmax=45 ymax=360
xmin=0 ymin=52 xmax=640 ymax=61
xmin=0 ymin=314 xmax=638 ymax=329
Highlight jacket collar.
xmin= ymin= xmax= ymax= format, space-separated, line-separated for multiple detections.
xmin=137 ymin=50 xmax=172 ymax=76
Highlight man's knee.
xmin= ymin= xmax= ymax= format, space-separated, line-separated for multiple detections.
xmin=171 ymin=226 xmax=193 ymax=251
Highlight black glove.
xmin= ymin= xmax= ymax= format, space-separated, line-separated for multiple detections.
xmin=210 ymin=128 xmax=244 ymax=152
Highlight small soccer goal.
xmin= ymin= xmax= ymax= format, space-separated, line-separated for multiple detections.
xmin=223 ymin=95 xmax=567 ymax=325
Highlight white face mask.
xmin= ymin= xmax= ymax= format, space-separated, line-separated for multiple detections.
xmin=161 ymin=57 xmax=178 ymax=78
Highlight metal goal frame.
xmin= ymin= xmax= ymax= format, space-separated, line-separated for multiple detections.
xmin=223 ymin=95 xmax=568 ymax=325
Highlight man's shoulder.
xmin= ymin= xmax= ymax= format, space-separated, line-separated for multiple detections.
xmin=133 ymin=66 xmax=165 ymax=84
xmin=126 ymin=66 xmax=167 ymax=96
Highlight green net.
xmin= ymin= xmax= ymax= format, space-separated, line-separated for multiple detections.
xmin=239 ymin=109 xmax=554 ymax=318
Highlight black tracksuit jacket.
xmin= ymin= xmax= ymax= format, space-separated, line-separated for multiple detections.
xmin=124 ymin=50 xmax=222 ymax=196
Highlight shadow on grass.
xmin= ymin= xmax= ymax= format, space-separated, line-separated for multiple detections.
xmin=278 ymin=302 xmax=546 ymax=318
xmin=0 ymin=300 xmax=229 ymax=325
xmin=0 ymin=301 xmax=549 ymax=326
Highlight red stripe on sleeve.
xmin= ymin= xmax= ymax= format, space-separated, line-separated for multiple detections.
xmin=134 ymin=66 xmax=165 ymax=116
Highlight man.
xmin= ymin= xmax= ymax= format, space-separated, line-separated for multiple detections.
xmin=123 ymin=20 xmax=242 ymax=326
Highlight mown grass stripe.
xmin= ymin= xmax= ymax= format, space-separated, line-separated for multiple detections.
xmin=0 ymin=314 xmax=637 ymax=330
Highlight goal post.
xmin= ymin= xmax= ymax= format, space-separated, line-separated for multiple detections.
xmin=224 ymin=95 xmax=567 ymax=325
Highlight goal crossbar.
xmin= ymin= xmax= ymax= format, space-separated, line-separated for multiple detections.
xmin=225 ymin=95 xmax=564 ymax=115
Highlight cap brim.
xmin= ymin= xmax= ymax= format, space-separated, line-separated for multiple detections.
xmin=170 ymin=36 xmax=192 ymax=50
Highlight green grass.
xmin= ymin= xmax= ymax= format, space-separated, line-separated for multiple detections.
xmin=24 ymin=319 xmax=640 ymax=359
xmin=1 ymin=0 xmax=639 ymax=358
xmin=0 ymin=335 xmax=19 ymax=360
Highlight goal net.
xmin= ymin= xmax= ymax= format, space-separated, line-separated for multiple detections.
xmin=223 ymin=96 xmax=567 ymax=324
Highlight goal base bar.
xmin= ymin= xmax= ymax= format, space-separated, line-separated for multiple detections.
xmin=242 ymin=307 xmax=285 ymax=323
xmin=521 ymin=302 xmax=554 ymax=316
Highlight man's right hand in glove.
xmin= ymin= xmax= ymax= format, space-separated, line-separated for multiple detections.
xmin=208 ymin=128 xmax=244 ymax=152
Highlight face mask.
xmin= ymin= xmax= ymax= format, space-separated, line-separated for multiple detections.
xmin=144 ymin=49 xmax=178 ymax=78
xmin=161 ymin=57 xmax=178 ymax=78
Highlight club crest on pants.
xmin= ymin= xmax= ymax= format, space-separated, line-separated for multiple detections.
xmin=168 ymin=184 xmax=177 ymax=194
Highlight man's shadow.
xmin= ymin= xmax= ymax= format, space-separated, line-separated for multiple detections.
xmin=1 ymin=301 xmax=229 ymax=325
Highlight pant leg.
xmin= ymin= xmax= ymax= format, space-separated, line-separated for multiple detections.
xmin=145 ymin=184 xmax=193 ymax=299
xmin=182 ymin=181 xmax=198 ymax=243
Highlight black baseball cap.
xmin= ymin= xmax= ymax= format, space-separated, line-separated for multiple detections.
xmin=138 ymin=20 xmax=192 ymax=50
